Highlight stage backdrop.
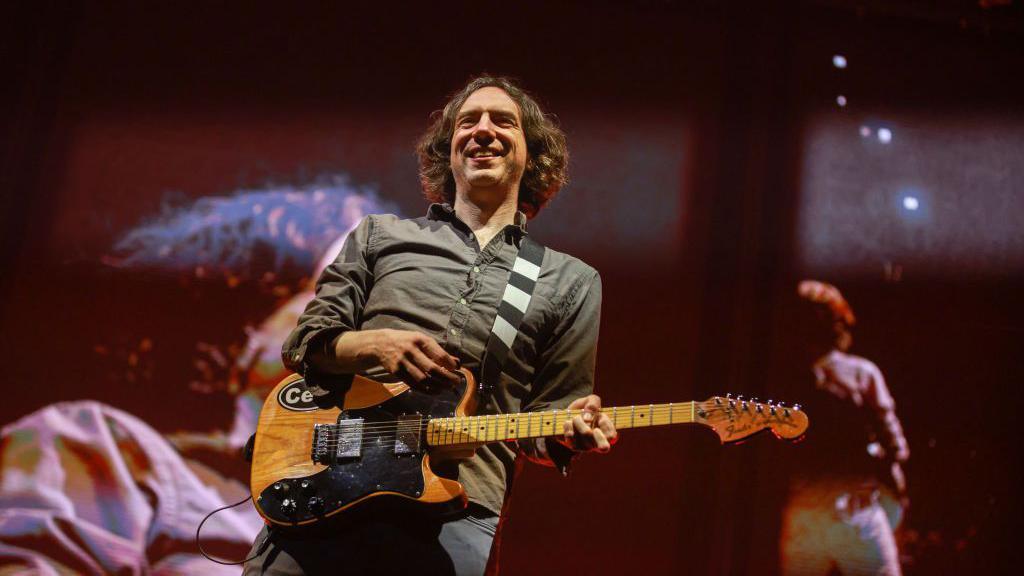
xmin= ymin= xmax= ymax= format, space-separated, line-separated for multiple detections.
xmin=2 ymin=2 xmax=1021 ymax=574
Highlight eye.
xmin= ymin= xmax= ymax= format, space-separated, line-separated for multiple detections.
xmin=495 ymin=115 xmax=517 ymax=128
xmin=456 ymin=114 xmax=479 ymax=129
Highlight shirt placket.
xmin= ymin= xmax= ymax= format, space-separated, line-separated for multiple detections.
xmin=443 ymin=230 xmax=511 ymax=357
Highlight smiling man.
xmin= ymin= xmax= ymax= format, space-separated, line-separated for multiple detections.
xmin=243 ymin=76 xmax=615 ymax=575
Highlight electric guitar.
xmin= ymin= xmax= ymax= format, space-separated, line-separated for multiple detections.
xmin=250 ymin=368 xmax=809 ymax=528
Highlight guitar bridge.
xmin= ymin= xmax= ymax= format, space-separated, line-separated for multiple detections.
xmin=311 ymin=419 xmax=364 ymax=464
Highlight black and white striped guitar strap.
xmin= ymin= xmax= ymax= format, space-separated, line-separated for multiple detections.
xmin=478 ymin=236 xmax=545 ymax=401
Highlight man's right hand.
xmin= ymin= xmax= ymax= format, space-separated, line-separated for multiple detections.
xmin=330 ymin=329 xmax=462 ymax=387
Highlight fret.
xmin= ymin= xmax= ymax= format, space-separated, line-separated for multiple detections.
xmin=430 ymin=401 xmax=716 ymax=446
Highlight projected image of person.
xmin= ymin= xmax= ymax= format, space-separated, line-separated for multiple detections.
xmin=243 ymin=75 xmax=617 ymax=575
xmin=780 ymin=281 xmax=910 ymax=576
xmin=0 ymin=183 xmax=382 ymax=575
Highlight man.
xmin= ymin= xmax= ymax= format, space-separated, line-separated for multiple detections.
xmin=243 ymin=76 xmax=616 ymax=575
xmin=780 ymin=281 xmax=910 ymax=576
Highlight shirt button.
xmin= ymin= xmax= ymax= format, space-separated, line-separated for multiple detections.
xmin=293 ymin=353 xmax=301 ymax=362
xmin=459 ymin=298 xmax=467 ymax=305
xmin=473 ymin=266 xmax=480 ymax=273
xmin=450 ymin=328 xmax=459 ymax=336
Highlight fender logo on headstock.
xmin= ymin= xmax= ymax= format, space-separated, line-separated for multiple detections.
xmin=697 ymin=396 xmax=809 ymax=444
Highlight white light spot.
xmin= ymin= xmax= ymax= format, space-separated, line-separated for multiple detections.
xmin=877 ymin=127 xmax=893 ymax=144
xmin=859 ymin=125 xmax=872 ymax=138
xmin=836 ymin=95 xmax=848 ymax=107
xmin=903 ymin=196 xmax=919 ymax=211
xmin=832 ymin=54 xmax=848 ymax=69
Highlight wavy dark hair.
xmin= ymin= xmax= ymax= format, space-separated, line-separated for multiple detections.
xmin=417 ymin=75 xmax=568 ymax=219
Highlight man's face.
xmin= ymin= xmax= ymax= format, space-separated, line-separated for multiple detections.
xmin=450 ymin=87 xmax=528 ymax=197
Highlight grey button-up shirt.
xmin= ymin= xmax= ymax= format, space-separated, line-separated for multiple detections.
xmin=282 ymin=203 xmax=602 ymax=514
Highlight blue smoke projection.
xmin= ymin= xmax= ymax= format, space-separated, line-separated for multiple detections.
xmin=104 ymin=175 xmax=393 ymax=289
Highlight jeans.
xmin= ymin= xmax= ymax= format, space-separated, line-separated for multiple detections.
xmin=242 ymin=504 xmax=499 ymax=576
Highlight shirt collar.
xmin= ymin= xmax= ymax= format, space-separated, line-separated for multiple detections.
xmin=426 ymin=203 xmax=529 ymax=237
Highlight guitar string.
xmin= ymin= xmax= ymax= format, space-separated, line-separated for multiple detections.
xmin=310 ymin=403 xmax=794 ymax=436
xmin=313 ymin=406 xmax=681 ymax=438
xmin=312 ymin=405 xmax=801 ymax=446
xmin=308 ymin=402 xmax=780 ymax=435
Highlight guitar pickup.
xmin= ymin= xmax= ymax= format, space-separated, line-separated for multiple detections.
xmin=394 ymin=414 xmax=423 ymax=455
xmin=334 ymin=418 xmax=364 ymax=459
xmin=311 ymin=420 xmax=364 ymax=464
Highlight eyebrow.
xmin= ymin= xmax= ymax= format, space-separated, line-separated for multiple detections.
xmin=456 ymin=105 xmax=520 ymax=123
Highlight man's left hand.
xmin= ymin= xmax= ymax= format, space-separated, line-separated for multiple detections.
xmin=559 ymin=394 xmax=617 ymax=453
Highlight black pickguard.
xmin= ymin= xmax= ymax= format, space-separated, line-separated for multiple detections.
xmin=258 ymin=377 xmax=468 ymax=526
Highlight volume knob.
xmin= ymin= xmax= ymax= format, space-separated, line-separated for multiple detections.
xmin=280 ymin=498 xmax=297 ymax=516
xmin=308 ymin=496 xmax=325 ymax=514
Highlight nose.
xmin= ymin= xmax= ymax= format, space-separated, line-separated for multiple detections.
xmin=471 ymin=114 xmax=496 ymax=144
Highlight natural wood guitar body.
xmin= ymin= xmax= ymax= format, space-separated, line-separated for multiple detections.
xmin=251 ymin=369 xmax=478 ymax=527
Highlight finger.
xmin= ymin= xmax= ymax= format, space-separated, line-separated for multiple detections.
xmin=591 ymin=428 xmax=611 ymax=453
xmin=596 ymin=414 xmax=618 ymax=444
xmin=399 ymin=358 xmax=428 ymax=384
xmin=583 ymin=394 xmax=602 ymax=413
xmin=566 ymin=396 xmax=586 ymax=411
xmin=571 ymin=415 xmax=596 ymax=449
xmin=417 ymin=335 xmax=461 ymax=371
xmin=407 ymin=346 xmax=461 ymax=384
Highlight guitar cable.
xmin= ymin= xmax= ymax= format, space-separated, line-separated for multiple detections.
xmin=195 ymin=494 xmax=274 ymax=566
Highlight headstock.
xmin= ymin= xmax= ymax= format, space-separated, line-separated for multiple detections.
xmin=694 ymin=394 xmax=808 ymax=444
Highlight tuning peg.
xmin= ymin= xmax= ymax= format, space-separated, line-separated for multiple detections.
xmin=726 ymin=393 xmax=733 ymax=399
xmin=767 ymin=399 xmax=775 ymax=406
xmin=756 ymin=403 xmax=764 ymax=413
xmin=714 ymin=397 xmax=722 ymax=405
xmin=793 ymin=403 xmax=802 ymax=411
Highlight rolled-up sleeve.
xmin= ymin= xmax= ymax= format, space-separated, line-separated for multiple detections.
xmin=281 ymin=215 xmax=376 ymax=374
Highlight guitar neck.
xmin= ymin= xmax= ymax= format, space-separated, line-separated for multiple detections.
xmin=425 ymin=402 xmax=697 ymax=447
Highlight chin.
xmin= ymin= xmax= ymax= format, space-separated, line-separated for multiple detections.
xmin=465 ymin=172 xmax=503 ymax=187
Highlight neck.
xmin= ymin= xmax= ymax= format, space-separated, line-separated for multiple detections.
xmin=426 ymin=402 xmax=699 ymax=447
xmin=453 ymin=187 xmax=520 ymax=246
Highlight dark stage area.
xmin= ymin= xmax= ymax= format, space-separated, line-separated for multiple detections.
xmin=2 ymin=1 xmax=1022 ymax=574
